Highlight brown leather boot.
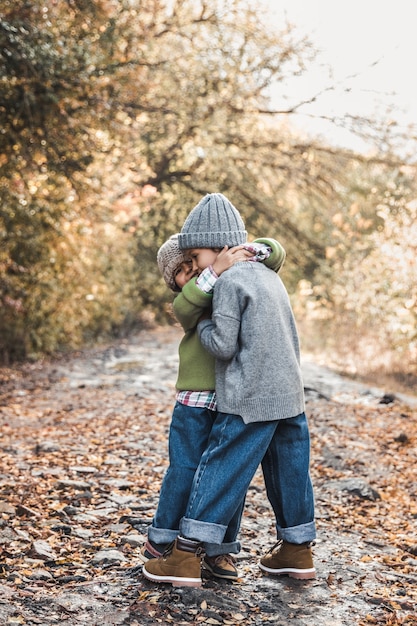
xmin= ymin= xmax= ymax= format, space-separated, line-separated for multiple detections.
xmin=259 ymin=540 xmax=316 ymax=579
xmin=202 ymin=554 xmax=238 ymax=580
xmin=142 ymin=536 xmax=204 ymax=587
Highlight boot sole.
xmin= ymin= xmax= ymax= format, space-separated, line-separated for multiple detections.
xmin=142 ymin=566 xmax=202 ymax=587
xmin=259 ymin=564 xmax=316 ymax=580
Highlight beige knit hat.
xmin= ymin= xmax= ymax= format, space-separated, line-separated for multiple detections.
xmin=157 ymin=234 xmax=190 ymax=292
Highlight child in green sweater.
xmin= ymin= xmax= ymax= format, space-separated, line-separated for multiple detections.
xmin=139 ymin=233 xmax=286 ymax=580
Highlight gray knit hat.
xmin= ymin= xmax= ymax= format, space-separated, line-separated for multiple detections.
xmin=157 ymin=234 xmax=189 ymax=292
xmin=178 ymin=193 xmax=247 ymax=250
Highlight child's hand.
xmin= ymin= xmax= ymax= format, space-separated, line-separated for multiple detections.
xmin=212 ymin=246 xmax=252 ymax=276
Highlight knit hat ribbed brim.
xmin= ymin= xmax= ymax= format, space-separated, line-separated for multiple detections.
xmin=157 ymin=234 xmax=189 ymax=292
xmin=178 ymin=193 xmax=247 ymax=250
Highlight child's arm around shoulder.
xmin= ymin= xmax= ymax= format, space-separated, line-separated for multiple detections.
xmin=173 ymin=245 xmax=250 ymax=331
xmin=253 ymin=237 xmax=286 ymax=273
xmin=173 ymin=277 xmax=212 ymax=332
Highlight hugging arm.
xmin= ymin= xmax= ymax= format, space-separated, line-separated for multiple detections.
xmin=173 ymin=278 xmax=212 ymax=332
xmin=173 ymin=246 xmax=252 ymax=332
xmin=252 ymin=238 xmax=286 ymax=273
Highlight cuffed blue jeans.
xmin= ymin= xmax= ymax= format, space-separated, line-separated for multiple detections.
xmin=148 ymin=402 xmax=244 ymax=556
xmin=181 ymin=411 xmax=316 ymax=546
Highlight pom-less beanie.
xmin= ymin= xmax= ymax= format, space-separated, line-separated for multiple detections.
xmin=178 ymin=193 xmax=247 ymax=250
xmin=157 ymin=234 xmax=189 ymax=292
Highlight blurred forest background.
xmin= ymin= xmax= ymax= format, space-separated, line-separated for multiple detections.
xmin=0 ymin=0 xmax=416 ymax=391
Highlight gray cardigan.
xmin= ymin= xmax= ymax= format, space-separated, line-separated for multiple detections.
xmin=198 ymin=262 xmax=305 ymax=424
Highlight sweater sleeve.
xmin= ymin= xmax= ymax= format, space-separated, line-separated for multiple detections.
xmin=253 ymin=237 xmax=286 ymax=273
xmin=173 ymin=277 xmax=212 ymax=332
xmin=197 ymin=273 xmax=241 ymax=360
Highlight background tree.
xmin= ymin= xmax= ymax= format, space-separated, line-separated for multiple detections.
xmin=293 ymin=163 xmax=417 ymax=382
xmin=0 ymin=0 xmax=416 ymax=386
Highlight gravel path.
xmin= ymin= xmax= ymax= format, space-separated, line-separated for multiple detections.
xmin=0 ymin=325 xmax=416 ymax=625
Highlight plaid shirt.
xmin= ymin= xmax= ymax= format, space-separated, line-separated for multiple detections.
xmin=176 ymin=390 xmax=217 ymax=410
xmin=195 ymin=265 xmax=218 ymax=292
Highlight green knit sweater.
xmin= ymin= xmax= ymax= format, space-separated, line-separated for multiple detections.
xmin=173 ymin=238 xmax=286 ymax=391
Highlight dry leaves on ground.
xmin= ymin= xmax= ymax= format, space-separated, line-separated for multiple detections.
xmin=0 ymin=327 xmax=416 ymax=625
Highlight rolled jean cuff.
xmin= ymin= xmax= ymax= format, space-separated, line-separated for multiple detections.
xmin=203 ymin=540 xmax=241 ymax=557
xmin=180 ymin=517 xmax=227 ymax=545
xmin=277 ymin=520 xmax=316 ymax=544
xmin=148 ymin=526 xmax=178 ymax=546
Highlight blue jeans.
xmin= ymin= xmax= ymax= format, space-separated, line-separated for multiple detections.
xmin=148 ymin=402 xmax=244 ymax=556
xmin=181 ymin=412 xmax=316 ymax=546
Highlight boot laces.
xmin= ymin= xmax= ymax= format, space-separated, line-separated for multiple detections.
xmin=209 ymin=554 xmax=235 ymax=566
xmin=268 ymin=540 xmax=283 ymax=555
xmin=268 ymin=539 xmax=315 ymax=554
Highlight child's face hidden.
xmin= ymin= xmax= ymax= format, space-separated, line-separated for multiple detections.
xmin=174 ymin=259 xmax=196 ymax=289
xmin=189 ymin=248 xmax=219 ymax=273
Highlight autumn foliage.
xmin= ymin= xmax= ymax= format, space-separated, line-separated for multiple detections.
xmin=0 ymin=0 xmax=416 ymax=388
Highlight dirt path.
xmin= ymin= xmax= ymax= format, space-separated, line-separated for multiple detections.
xmin=0 ymin=326 xmax=416 ymax=625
